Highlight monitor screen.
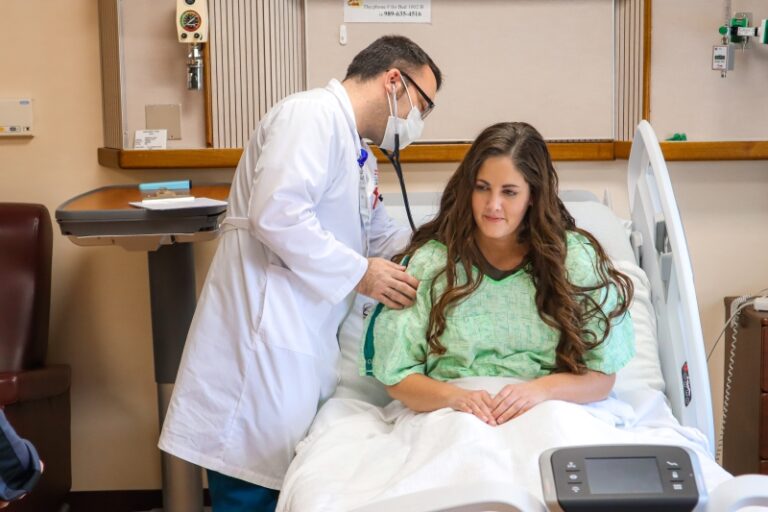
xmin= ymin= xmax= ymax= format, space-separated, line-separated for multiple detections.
xmin=584 ymin=457 xmax=663 ymax=494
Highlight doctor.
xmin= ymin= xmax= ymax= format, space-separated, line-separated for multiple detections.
xmin=159 ymin=35 xmax=442 ymax=511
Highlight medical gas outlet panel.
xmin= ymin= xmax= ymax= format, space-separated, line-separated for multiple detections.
xmin=713 ymin=12 xmax=768 ymax=77
xmin=177 ymin=0 xmax=209 ymax=90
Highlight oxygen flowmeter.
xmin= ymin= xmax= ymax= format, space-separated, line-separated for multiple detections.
xmin=713 ymin=12 xmax=768 ymax=77
xmin=176 ymin=0 xmax=209 ymax=90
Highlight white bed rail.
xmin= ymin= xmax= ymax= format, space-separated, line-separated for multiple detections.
xmin=627 ymin=120 xmax=715 ymax=455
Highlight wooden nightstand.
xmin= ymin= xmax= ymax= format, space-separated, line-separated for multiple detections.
xmin=722 ymin=297 xmax=768 ymax=476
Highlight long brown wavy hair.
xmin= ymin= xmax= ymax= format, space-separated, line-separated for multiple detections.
xmin=395 ymin=122 xmax=634 ymax=374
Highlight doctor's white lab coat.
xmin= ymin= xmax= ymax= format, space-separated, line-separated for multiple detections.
xmin=158 ymin=79 xmax=409 ymax=489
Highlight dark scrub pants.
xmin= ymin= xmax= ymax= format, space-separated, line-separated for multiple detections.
xmin=208 ymin=470 xmax=279 ymax=512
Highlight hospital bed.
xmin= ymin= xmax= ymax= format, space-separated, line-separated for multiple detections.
xmin=276 ymin=122 xmax=768 ymax=511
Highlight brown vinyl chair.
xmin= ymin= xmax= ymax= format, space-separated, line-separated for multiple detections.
xmin=0 ymin=203 xmax=71 ymax=511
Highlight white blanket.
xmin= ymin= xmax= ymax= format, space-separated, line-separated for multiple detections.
xmin=277 ymin=377 xmax=731 ymax=512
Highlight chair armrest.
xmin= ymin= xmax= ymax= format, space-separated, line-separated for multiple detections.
xmin=349 ymin=481 xmax=546 ymax=512
xmin=0 ymin=365 xmax=71 ymax=406
xmin=706 ymin=474 xmax=768 ymax=511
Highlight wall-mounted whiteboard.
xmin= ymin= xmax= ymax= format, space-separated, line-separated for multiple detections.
xmin=306 ymin=0 xmax=615 ymax=142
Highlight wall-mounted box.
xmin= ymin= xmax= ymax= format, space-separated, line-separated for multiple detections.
xmin=0 ymin=98 xmax=33 ymax=137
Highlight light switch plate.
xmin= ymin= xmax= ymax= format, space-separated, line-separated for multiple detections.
xmin=0 ymin=98 xmax=33 ymax=137
xmin=145 ymin=104 xmax=182 ymax=140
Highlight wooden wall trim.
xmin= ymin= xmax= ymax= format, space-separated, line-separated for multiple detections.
xmin=642 ymin=0 xmax=652 ymax=121
xmin=98 ymin=142 xmax=617 ymax=169
xmin=614 ymin=141 xmax=768 ymax=161
xmin=98 ymin=147 xmax=242 ymax=169
xmin=97 ymin=147 xmax=121 ymax=168
xmin=614 ymin=141 xmax=632 ymax=159
xmin=658 ymin=141 xmax=768 ymax=161
xmin=98 ymin=141 xmax=768 ymax=169
xmin=203 ymin=42 xmax=213 ymax=148
xmin=374 ymin=142 xmax=616 ymax=163
xmin=371 ymin=144 xmax=469 ymax=163
xmin=548 ymin=142 xmax=615 ymax=161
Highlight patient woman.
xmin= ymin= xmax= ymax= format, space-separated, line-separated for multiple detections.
xmin=363 ymin=121 xmax=635 ymax=427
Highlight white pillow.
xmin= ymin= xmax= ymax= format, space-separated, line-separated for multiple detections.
xmin=562 ymin=201 xmax=665 ymax=394
xmin=563 ymin=201 xmax=636 ymax=264
xmin=612 ymin=260 xmax=666 ymax=395
xmin=334 ymin=198 xmax=664 ymax=405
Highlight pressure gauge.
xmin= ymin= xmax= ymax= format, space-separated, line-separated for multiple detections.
xmin=176 ymin=0 xmax=208 ymax=43
xmin=180 ymin=10 xmax=201 ymax=32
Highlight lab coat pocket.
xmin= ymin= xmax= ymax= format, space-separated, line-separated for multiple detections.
xmin=255 ymin=264 xmax=334 ymax=356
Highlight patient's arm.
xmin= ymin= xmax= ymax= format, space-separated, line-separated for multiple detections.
xmin=490 ymin=371 xmax=615 ymax=424
xmin=386 ymin=374 xmax=498 ymax=426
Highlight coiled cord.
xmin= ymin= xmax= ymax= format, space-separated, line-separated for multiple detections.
xmin=708 ymin=290 xmax=768 ymax=462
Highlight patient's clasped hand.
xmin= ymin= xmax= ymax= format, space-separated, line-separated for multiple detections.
xmin=362 ymin=121 xmax=636 ymax=426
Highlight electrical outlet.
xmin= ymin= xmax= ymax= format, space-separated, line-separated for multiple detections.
xmin=0 ymin=98 xmax=33 ymax=137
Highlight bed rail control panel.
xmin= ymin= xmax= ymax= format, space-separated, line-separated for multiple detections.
xmin=540 ymin=445 xmax=707 ymax=511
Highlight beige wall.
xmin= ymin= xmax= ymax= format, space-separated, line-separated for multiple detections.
xmin=0 ymin=0 xmax=230 ymax=490
xmin=1 ymin=0 xmax=767 ymax=492
xmin=652 ymin=0 xmax=768 ymax=140
xmin=123 ymin=0 xmax=207 ymax=149
xmin=306 ymin=0 xmax=615 ymax=141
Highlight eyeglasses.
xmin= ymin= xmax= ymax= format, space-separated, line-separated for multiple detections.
xmin=400 ymin=70 xmax=436 ymax=120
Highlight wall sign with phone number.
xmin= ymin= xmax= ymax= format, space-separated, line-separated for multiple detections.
xmin=344 ymin=1 xmax=431 ymax=23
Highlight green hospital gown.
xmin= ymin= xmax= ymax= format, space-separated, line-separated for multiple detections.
xmin=361 ymin=231 xmax=635 ymax=385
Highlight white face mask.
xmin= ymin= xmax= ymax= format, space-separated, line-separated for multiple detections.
xmin=379 ymin=77 xmax=425 ymax=152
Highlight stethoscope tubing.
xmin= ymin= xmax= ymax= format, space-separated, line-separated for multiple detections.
xmin=380 ymin=133 xmax=417 ymax=232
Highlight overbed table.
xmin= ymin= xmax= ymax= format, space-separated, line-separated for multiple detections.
xmin=56 ymin=183 xmax=230 ymax=512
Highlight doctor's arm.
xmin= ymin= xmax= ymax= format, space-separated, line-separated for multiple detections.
xmin=248 ymin=101 xmax=407 ymax=307
xmin=248 ymin=101 xmax=415 ymax=307
xmin=358 ymin=175 xmax=418 ymax=308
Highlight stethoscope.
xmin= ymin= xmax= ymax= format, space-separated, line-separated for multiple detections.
xmin=378 ymin=81 xmax=418 ymax=232
xmin=379 ymin=133 xmax=417 ymax=233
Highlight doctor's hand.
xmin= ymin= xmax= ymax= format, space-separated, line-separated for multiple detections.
xmin=490 ymin=381 xmax=548 ymax=425
xmin=356 ymin=258 xmax=419 ymax=309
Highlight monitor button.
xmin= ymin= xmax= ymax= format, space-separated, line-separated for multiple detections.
xmin=566 ymin=472 xmax=582 ymax=484
xmin=672 ymin=483 xmax=684 ymax=491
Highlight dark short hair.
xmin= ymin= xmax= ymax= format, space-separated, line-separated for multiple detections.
xmin=344 ymin=35 xmax=442 ymax=90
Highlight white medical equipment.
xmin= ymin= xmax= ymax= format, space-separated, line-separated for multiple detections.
xmin=176 ymin=0 xmax=208 ymax=90
xmin=0 ymin=98 xmax=33 ymax=137
xmin=539 ymin=445 xmax=706 ymax=511
xmin=277 ymin=121 xmax=768 ymax=512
